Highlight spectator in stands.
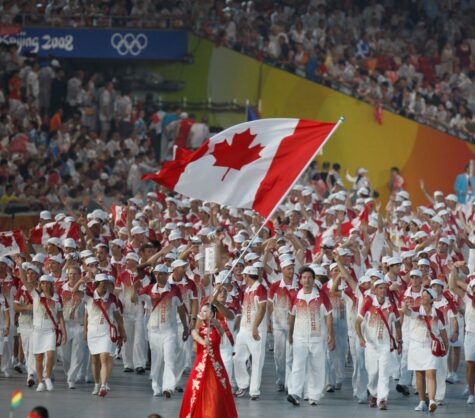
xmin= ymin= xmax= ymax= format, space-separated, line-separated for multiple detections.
xmin=454 ymin=163 xmax=475 ymax=204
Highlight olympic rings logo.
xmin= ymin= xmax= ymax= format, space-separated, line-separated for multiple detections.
xmin=110 ymin=33 xmax=148 ymax=56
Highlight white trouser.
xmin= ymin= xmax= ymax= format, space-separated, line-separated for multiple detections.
xmin=220 ymin=337 xmax=235 ymax=387
xmin=175 ymin=323 xmax=192 ymax=385
xmin=149 ymin=329 xmax=177 ymax=393
xmin=289 ymin=340 xmax=326 ymax=400
xmin=122 ymin=313 xmax=147 ymax=369
xmin=19 ymin=326 xmax=35 ymax=376
xmin=398 ymin=339 xmax=412 ymax=385
xmin=1 ymin=323 xmax=14 ymax=373
xmin=326 ymin=318 xmax=347 ymax=385
xmin=349 ymin=335 xmax=368 ymax=401
xmin=273 ymin=328 xmax=292 ymax=387
xmin=233 ymin=329 xmax=267 ymax=396
xmin=365 ymin=344 xmax=392 ymax=402
xmin=435 ymin=354 xmax=448 ymax=401
xmin=60 ymin=323 xmax=86 ymax=383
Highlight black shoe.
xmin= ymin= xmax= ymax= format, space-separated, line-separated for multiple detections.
xmin=287 ymin=394 xmax=300 ymax=406
xmin=163 ymin=390 xmax=171 ymax=399
xmin=27 ymin=375 xmax=35 ymax=387
xmin=250 ymin=395 xmax=259 ymax=401
xmin=14 ymin=365 xmax=23 ymax=374
xmin=277 ymin=384 xmax=285 ymax=392
xmin=175 ymin=386 xmax=184 ymax=393
xmin=396 ymin=384 xmax=410 ymax=396
xmin=123 ymin=368 xmax=134 ymax=373
xmin=135 ymin=367 xmax=146 ymax=375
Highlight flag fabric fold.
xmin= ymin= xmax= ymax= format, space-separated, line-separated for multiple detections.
xmin=30 ymin=222 xmax=80 ymax=245
xmin=143 ymin=118 xmax=337 ymax=218
xmin=0 ymin=230 xmax=26 ymax=256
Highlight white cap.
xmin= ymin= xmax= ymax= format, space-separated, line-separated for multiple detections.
xmin=79 ymin=250 xmax=93 ymax=259
xmin=168 ymin=230 xmax=182 ymax=241
xmin=244 ymin=253 xmax=259 ymax=262
xmin=322 ymin=238 xmax=336 ymax=248
xmin=430 ymin=279 xmax=445 ymax=287
xmin=243 ymin=266 xmax=258 ymax=276
xmin=85 ymin=257 xmax=98 ymax=265
xmin=131 ymin=226 xmax=146 ymax=235
xmin=278 ymin=245 xmax=292 ymax=255
xmin=446 ymin=194 xmax=457 ymax=202
xmin=110 ymin=239 xmax=125 ymax=248
xmin=215 ymin=270 xmax=229 ymax=284
xmin=171 ymin=259 xmax=188 ymax=269
xmin=439 ymin=237 xmax=450 ymax=245
xmin=329 ymin=262 xmax=339 ymax=271
xmin=40 ymin=210 xmax=52 ymax=220
xmin=280 ymin=259 xmax=294 ymax=268
xmin=164 ymin=252 xmax=176 ymax=260
xmin=423 ymin=288 xmax=437 ymax=299
xmin=32 ymin=253 xmax=47 ymax=264
xmin=164 ymin=222 xmax=177 ymax=230
xmin=87 ymin=220 xmax=100 ymax=228
xmin=49 ymin=255 xmax=63 ymax=264
xmin=63 ymin=238 xmax=77 ymax=249
xmin=401 ymin=250 xmax=415 ymax=260
xmin=388 ymin=257 xmax=402 ymax=266
xmin=417 ymin=259 xmax=430 ymax=266
xmin=368 ymin=270 xmax=385 ymax=281
xmin=234 ymin=234 xmax=246 ymax=244
xmin=94 ymin=273 xmax=110 ymax=282
xmin=125 ymin=253 xmax=140 ymax=263
xmin=311 ymin=265 xmax=328 ymax=276
xmin=200 ymin=206 xmax=211 ymax=215
xmin=373 ymin=279 xmax=388 ymax=287
xmin=409 ymin=269 xmax=422 ymax=277
xmin=337 ymin=247 xmax=352 ymax=256
xmin=39 ymin=274 xmax=54 ymax=283
xmin=47 ymin=237 xmax=62 ymax=247
xmin=153 ymin=264 xmax=170 ymax=274
xmin=198 ymin=227 xmax=214 ymax=237
xmin=358 ymin=275 xmax=371 ymax=284
xmin=433 ymin=190 xmax=444 ymax=197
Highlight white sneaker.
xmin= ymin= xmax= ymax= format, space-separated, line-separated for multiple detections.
xmin=68 ymin=381 xmax=76 ymax=389
xmin=429 ymin=400 xmax=437 ymax=412
xmin=4 ymin=370 xmax=11 ymax=378
xmin=452 ymin=373 xmax=459 ymax=383
xmin=414 ymin=401 xmax=428 ymax=411
xmin=44 ymin=378 xmax=54 ymax=391
xmin=464 ymin=386 xmax=469 ymax=396
xmin=153 ymin=389 xmax=161 ymax=397
xmin=92 ymin=383 xmax=100 ymax=395
xmin=36 ymin=382 xmax=46 ymax=392
xmin=468 ymin=395 xmax=475 ymax=405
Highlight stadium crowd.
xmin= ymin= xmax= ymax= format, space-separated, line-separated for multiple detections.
xmin=2 ymin=1 xmax=475 ymax=140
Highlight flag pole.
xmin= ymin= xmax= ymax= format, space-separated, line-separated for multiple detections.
xmin=221 ymin=116 xmax=345 ymax=282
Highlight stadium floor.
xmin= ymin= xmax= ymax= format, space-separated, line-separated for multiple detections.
xmin=1 ymin=351 xmax=474 ymax=418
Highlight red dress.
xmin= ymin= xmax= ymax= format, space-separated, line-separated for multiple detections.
xmin=179 ymin=325 xmax=238 ymax=418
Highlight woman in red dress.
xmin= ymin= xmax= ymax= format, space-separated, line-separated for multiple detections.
xmin=179 ymin=304 xmax=238 ymax=418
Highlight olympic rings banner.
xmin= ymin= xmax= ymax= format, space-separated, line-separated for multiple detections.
xmin=0 ymin=27 xmax=187 ymax=60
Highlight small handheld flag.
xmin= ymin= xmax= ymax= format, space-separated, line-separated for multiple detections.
xmin=10 ymin=389 xmax=23 ymax=410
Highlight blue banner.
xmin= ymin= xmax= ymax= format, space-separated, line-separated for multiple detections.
xmin=0 ymin=27 xmax=187 ymax=60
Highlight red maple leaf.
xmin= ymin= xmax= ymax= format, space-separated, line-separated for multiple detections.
xmin=0 ymin=234 xmax=13 ymax=248
xmin=211 ymin=128 xmax=264 ymax=181
xmin=46 ymin=222 xmax=66 ymax=238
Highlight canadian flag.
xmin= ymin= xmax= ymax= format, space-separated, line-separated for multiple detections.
xmin=143 ymin=119 xmax=337 ymax=218
xmin=0 ymin=230 xmax=26 ymax=257
xmin=111 ymin=204 xmax=127 ymax=227
xmin=339 ymin=202 xmax=373 ymax=237
xmin=30 ymin=222 xmax=81 ymax=245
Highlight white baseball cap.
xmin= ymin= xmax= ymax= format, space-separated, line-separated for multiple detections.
xmin=409 ymin=269 xmax=422 ymax=277
xmin=125 ymin=253 xmax=140 ymax=263
xmin=32 ymin=253 xmax=46 ymax=264
xmin=417 ymin=259 xmax=430 ymax=266
xmin=63 ymin=238 xmax=77 ymax=249
xmin=39 ymin=274 xmax=54 ymax=283
xmin=85 ymin=257 xmax=99 ymax=265
xmin=79 ymin=250 xmax=93 ymax=259
xmin=153 ymin=264 xmax=170 ymax=274
xmin=430 ymin=279 xmax=445 ymax=287
xmin=131 ymin=226 xmax=146 ymax=235
xmin=423 ymin=288 xmax=437 ymax=299
xmin=168 ymin=230 xmax=182 ymax=241
xmin=280 ymin=259 xmax=294 ymax=268
xmin=244 ymin=253 xmax=259 ymax=262
xmin=242 ymin=266 xmax=258 ymax=276
xmin=46 ymin=237 xmax=62 ymax=247
xmin=373 ymin=279 xmax=388 ymax=287
xmin=40 ymin=210 xmax=52 ymax=220
xmin=171 ymin=259 xmax=188 ymax=269
xmin=49 ymin=255 xmax=63 ymax=264
xmin=110 ymin=239 xmax=125 ymax=248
